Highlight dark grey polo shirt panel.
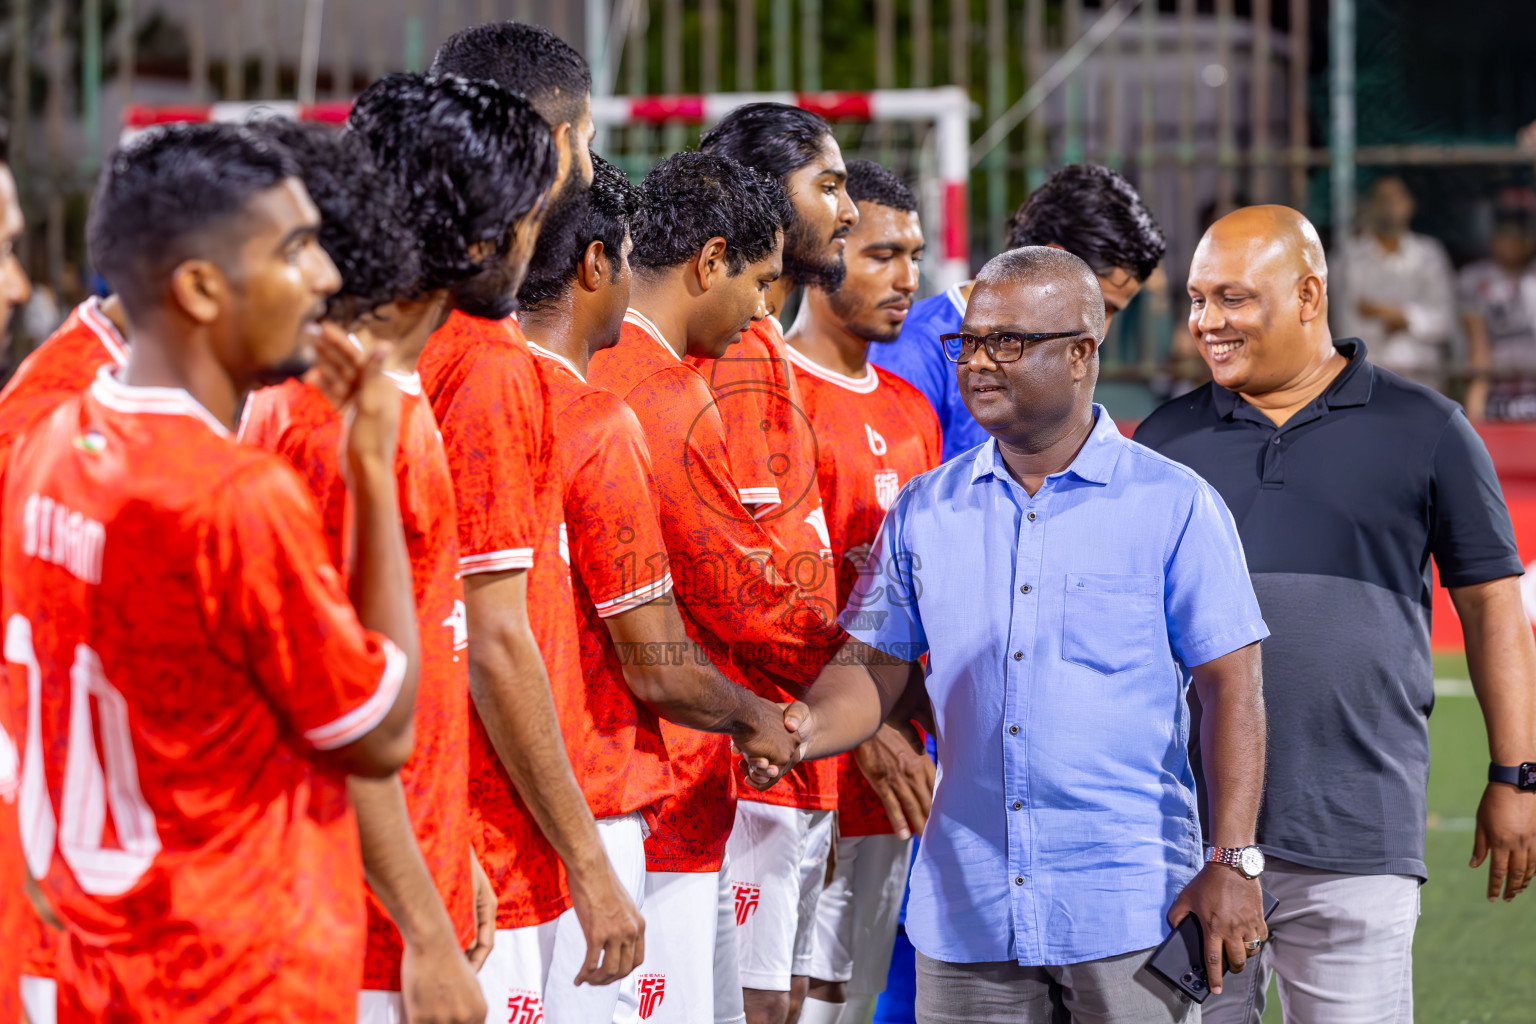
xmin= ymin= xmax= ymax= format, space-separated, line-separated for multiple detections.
xmin=1135 ymin=339 xmax=1523 ymax=878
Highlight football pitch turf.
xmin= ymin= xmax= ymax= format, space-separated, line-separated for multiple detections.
xmin=1258 ymin=652 xmax=1536 ymax=1023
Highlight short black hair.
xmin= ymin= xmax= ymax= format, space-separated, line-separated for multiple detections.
xmin=430 ymin=22 xmax=591 ymax=125
xmin=346 ymin=72 xmax=558 ymax=294
xmin=629 ymin=151 xmax=790 ymax=275
xmin=1003 ymin=164 xmax=1165 ymax=283
xmin=88 ymin=122 xmax=299 ymax=316
xmin=518 ymin=154 xmax=635 ymax=312
xmin=0 ymin=117 xmax=9 ymax=165
xmin=698 ymin=103 xmax=835 ymax=183
xmin=845 ymin=159 xmax=917 ymax=214
xmin=977 ymin=245 xmax=1107 ymax=341
xmin=248 ymin=119 xmax=420 ymax=320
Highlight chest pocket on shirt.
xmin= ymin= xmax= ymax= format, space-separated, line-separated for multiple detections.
xmin=1061 ymin=573 xmax=1164 ymax=675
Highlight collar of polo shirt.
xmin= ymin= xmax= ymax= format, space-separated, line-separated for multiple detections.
xmin=1210 ymin=338 xmax=1374 ymax=420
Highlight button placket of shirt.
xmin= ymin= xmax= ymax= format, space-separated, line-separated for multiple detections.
xmin=1003 ymin=477 xmax=1049 ymax=963
xmin=1252 ymin=399 xmax=1326 ymax=490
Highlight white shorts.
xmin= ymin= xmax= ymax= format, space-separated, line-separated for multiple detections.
xmin=723 ymin=802 xmax=835 ymax=991
xmin=476 ymin=917 xmax=559 ymax=1023
xmin=21 ymin=975 xmax=56 ymax=1024
xmin=544 ymin=813 xmax=648 ymax=1023
xmin=356 ymin=990 xmax=404 ymax=1024
xmin=616 ymin=867 xmax=721 ymax=1024
xmin=808 ymin=832 xmax=913 ymax=995
xmin=713 ymin=855 xmax=745 ymax=1024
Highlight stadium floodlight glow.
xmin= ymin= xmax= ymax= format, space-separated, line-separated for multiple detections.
xmin=123 ymin=86 xmax=975 ymax=289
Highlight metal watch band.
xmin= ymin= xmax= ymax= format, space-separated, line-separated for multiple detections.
xmin=1205 ymin=845 xmax=1239 ymax=868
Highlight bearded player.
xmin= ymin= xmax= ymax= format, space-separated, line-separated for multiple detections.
xmin=699 ymin=104 xmax=928 ymax=1024
xmin=239 ymin=117 xmax=507 ymax=1024
xmin=586 ymin=151 xmax=846 ymax=1024
xmin=518 ymin=153 xmax=808 ymax=1021
xmin=431 ymin=26 xmax=678 ymax=1013
xmin=432 ymin=21 xmax=597 ymax=290
xmin=2 ymin=121 xmax=419 ymax=1020
xmin=873 ymin=164 xmax=1165 ymax=462
xmin=782 ymin=161 xmax=940 ymax=1024
xmin=350 ymin=72 xmax=646 ymax=1018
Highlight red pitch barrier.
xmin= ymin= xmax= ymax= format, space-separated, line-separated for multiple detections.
xmin=1431 ymin=423 xmax=1536 ymax=651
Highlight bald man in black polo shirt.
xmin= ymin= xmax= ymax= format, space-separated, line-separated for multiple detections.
xmin=1136 ymin=205 xmax=1536 ymax=1024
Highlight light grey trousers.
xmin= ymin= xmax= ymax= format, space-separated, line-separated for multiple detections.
xmin=1201 ymin=858 xmax=1420 ymax=1024
xmin=914 ymin=946 xmax=1198 ymax=1024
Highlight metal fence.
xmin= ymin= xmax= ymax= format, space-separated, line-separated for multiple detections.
xmin=4 ymin=0 xmax=1535 ymax=407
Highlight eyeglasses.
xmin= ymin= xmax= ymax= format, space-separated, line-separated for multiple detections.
xmin=938 ymin=330 xmax=1084 ymax=363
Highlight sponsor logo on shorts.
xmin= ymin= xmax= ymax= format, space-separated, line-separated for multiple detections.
xmin=733 ymin=881 xmax=761 ymax=926
xmin=506 ymin=990 xmax=544 ymax=1024
xmin=637 ymin=974 xmax=666 ymax=1019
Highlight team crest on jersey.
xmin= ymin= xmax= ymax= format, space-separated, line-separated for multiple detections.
xmin=505 ymin=990 xmax=544 ymax=1024
xmin=637 ymin=974 xmax=667 ymax=1019
xmin=443 ymin=599 xmax=467 ymax=653
xmin=73 ymin=430 xmax=106 ymax=454
xmin=864 ymin=424 xmax=888 ymax=456
xmin=874 ymin=469 xmax=901 ymax=511
xmin=732 ymin=881 xmax=761 ymax=926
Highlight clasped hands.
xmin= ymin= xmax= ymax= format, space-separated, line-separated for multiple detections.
xmin=733 ymin=700 xmax=934 ymax=839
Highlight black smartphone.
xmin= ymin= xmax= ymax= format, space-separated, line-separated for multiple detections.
xmin=1146 ymin=889 xmax=1280 ymax=1004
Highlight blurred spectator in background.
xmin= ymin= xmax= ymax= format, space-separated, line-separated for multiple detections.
xmin=16 ymin=282 xmax=60 ymax=347
xmin=1335 ymin=175 xmax=1457 ymax=389
xmin=1459 ymin=195 xmax=1536 ymax=421
xmin=0 ymin=119 xmax=32 ymax=381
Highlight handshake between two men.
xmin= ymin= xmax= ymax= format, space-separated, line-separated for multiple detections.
xmin=733 ymin=636 xmax=935 ymax=840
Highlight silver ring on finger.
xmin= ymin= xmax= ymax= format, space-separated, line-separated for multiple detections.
xmin=1244 ymin=938 xmax=1263 ymax=952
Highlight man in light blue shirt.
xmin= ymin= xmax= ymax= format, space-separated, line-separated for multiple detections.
xmin=760 ymin=247 xmax=1270 ymax=1023
xmin=872 ymin=164 xmax=1164 ymax=462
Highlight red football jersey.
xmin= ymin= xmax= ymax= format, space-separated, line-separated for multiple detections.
xmin=0 ymin=300 xmax=122 ymax=985
xmin=788 ymin=347 xmax=942 ymax=836
xmin=528 ymin=343 xmax=674 ymax=825
xmin=587 ymin=311 xmax=846 ymax=872
xmin=1 ymin=370 xmax=405 ymax=1021
xmin=419 ymin=311 xmax=576 ymax=928
xmin=239 ymin=373 xmax=474 ymax=990
xmin=0 ymin=299 xmax=129 ymax=466
xmin=0 ymin=725 xmax=22 ymax=1021
xmin=687 ymin=317 xmax=840 ymax=811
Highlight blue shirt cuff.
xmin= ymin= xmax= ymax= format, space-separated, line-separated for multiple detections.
xmin=1177 ymin=619 xmax=1270 ymax=668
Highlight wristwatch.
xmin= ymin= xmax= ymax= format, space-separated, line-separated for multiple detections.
xmin=1487 ymin=762 xmax=1536 ymax=791
xmin=1205 ymin=844 xmax=1266 ymax=879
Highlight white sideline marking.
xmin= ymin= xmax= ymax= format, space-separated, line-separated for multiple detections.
xmin=1434 ymin=678 xmax=1475 ymax=697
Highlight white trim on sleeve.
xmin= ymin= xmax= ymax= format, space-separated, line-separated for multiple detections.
xmin=738 ymin=486 xmax=781 ymax=506
xmin=459 ymin=548 xmax=535 ymax=575
xmin=594 ymin=572 xmax=675 ymax=618
xmin=304 ymin=638 xmax=408 ymax=751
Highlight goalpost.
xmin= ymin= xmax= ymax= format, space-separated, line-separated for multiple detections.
xmin=123 ymin=86 xmax=974 ymax=291
xmin=589 ymin=88 xmax=973 ymax=291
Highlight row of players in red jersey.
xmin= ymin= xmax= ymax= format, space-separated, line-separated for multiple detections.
xmin=0 ymin=23 xmax=941 ymax=1024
